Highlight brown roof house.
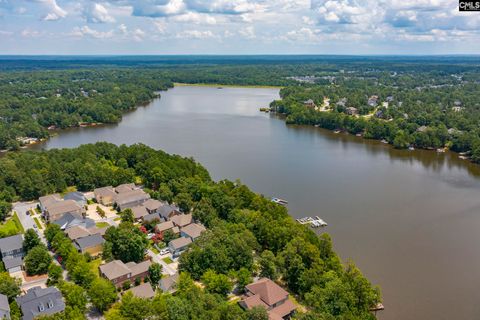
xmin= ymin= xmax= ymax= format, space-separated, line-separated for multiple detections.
xmin=158 ymin=203 xmax=181 ymax=221
xmin=115 ymin=189 xmax=151 ymax=211
xmin=171 ymin=214 xmax=192 ymax=228
xmin=239 ymin=278 xmax=296 ymax=320
xmin=126 ymin=283 xmax=155 ymax=299
xmin=159 ymin=273 xmax=179 ymax=293
xmin=45 ymin=200 xmax=84 ymax=222
xmin=143 ymin=199 xmax=163 ymax=214
xmin=94 ymin=186 xmax=116 ymax=206
xmin=99 ymin=260 xmax=152 ymax=288
xmin=38 ymin=194 xmax=61 ymax=212
xmin=131 ymin=205 xmax=149 ymax=221
xmin=180 ymin=223 xmax=206 ymax=241
xmin=115 ymin=183 xmax=136 ymax=194
xmin=155 ymin=221 xmax=180 ymax=235
xmin=168 ymin=237 xmax=192 ymax=258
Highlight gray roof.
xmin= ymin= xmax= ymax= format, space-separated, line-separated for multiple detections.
xmin=115 ymin=190 xmax=150 ymax=207
xmin=143 ymin=199 xmax=163 ymax=212
xmin=158 ymin=204 xmax=180 ymax=219
xmin=100 ymin=260 xmax=130 ymax=280
xmin=16 ymin=286 xmax=65 ymax=320
xmin=171 ymin=214 xmax=192 ymax=228
xmin=64 ymin=191 xmax=86 ymax=203
xmin=74 ymin=234 xmax=104 ymax=251
xmin=181 ymin=223 xmax=206 ymax=239
xmin=126 ymin=283 xmax=155 ymax=299
xmin=159 ymin=273 xmax=179 ymax=292
xmin=0 ymin=234 xmax=23 ymax=253
xmin=142 ymin=213 xmax=161 ymax=223
xmin=169 ymin=237 xmax=192 ymax=251
xmin=0 ymin=294 xmax=9 ymax=313
xmin=115 ymin=183 xmax=136 ymax=194
xmin=38 ymin=194 xmax=61 ymax=209
xmin=53 ymin=212 xmax=95 ymax=230
xmin=94 ymin=186 xmax=116 ymax=198
xmin=2 ymin=256 xmax=23 ymax=269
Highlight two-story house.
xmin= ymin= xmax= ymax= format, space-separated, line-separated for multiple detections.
xmin=99 ymin=260 xmax=151 ymax=288
xmin=0 ymin=234 xmax=24 ymax=273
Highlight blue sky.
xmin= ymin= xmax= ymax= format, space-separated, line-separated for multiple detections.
xmin=0 ymin=0 xmax=479 ymax=55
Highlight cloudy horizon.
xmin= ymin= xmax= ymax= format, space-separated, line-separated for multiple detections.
xmin=1 ymin=0 xmax=479 ymax=55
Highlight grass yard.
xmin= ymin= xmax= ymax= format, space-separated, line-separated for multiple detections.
xmin=113 ymin=217 xmax=121 ymax=221
xmin=33 ymin=217 xmax=43 ymax=229
xmin=150 ymin=246 xmax=160 ymax=254
xmin=89 ymin=258 xmax=102 ymax=277
xmin=162 ymin=257 xmax=174 ymax=264
xmin=0 ymin=212 xmax=24 ymax=237
xmin=95 ymin=222 xmax=110 ymax=228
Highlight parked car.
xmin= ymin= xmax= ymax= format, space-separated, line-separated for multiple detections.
xmin=147 ymin=233 xmax=155 ymax=239
xmin=160 ymin=248 xmax=170 ymax=255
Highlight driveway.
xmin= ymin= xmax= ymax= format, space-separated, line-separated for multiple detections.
xmin=13 ymin=202 xmax=46 ymax=244
xmin=147 ymin=249 xmax=178 ymax=276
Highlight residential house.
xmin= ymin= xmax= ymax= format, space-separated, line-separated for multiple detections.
xmin=143 ymin=199 xmax=163 ymax=214
xmin=99 ymin=260 xmax=152 ymax=288
xmin=158 ymin=204 xmax=181 ymax=221
xmin=345 ymin=107 xmax=358 ymax=116
xmin=159 ymin=273 xmax=179 ymax=293
xmin=0 ymin=294 xmax=10 ymax=320
xmin=0 ymin=234 xmax=24 ymax=273
xmin=171 ymin=214 xmax=192 ymax=228
xmin=44 ymin=200 xmax=84 ymax=222
xmin=65 ymin=226 xmax=91 ymax=241
xmin=303 ymin=99 xmax=316 ymax=109
xmin=16 ymin=286 xmax=65 ymax=320
xmin=73 ymin=234 xmax=104 ymax=257
xmin=63 ymin=191 xmax=87 ymax=207
xmin=367 ymin=95 xmax=379 ymax=107
xmin=336 ymin=97 xmax=347 ymax=108
xmin=131 ymin=206 xmax=149 ymax=221
xmin=452 ymin=106 xmax=464 ymax=112
xmin=115 ymin=189 xmax=151 ymax=211
xmin=142 ymin=213 xmax=161 ymax=224
xmin=168 ymin=237 xmax=192 ymax=258
xmin=115 ymin=183 xmax=136 ymax=194
xmin=239 ymin=278 xmax=296 ymax=320
xmin=126 ymin=283 xmax=155 ymax=299
xmin=53 ymin=212 xmax=95 ymax=230
xmin=155 ymin=221 xmax=179 ymax=235
xmin=38 ymin=194 xmax=61 ymax=212
xmin=180 ymin=223 xmax=206 ymax=241
xmin=94 ymin=186 xmax=116 ymax=206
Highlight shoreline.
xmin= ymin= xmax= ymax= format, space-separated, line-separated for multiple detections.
xmin=173 ymin=82 xmax=283 ymax=89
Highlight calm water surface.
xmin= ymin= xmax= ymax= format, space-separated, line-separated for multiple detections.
xmin=33 ymin=86 xmax=480 ymax=320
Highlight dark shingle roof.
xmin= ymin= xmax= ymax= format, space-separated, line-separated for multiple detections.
xmin=63 ymin=191 xmax=86 ymax=203
xmin=2 ymin=256 xmax=23 ymax=269
xmin=0 ymin=294 xmax=9 ymax=313
xmin=0 ymin=234 xmax=23 ymax=253
xmin=74 ymin=234 xmax=104 ymax=250
xmin=53 ymin=213 xmax=95 ymax=230
xmin=16 ymin=287 xmax=65 ymax=320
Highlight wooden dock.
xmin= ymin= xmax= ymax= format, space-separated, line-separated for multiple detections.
xmin=296 ymin=216 xmax=327 ymax=228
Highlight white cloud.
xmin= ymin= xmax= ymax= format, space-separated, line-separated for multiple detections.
xmin=176 ymin=29 xmax=216 ymax=39
xmin=32 ymin=0 xmax=67 ymax=21
xmin=84 ymin=3 xmax=115 ymax=23
xmin=171 ymin=11 xmax=216 ymax=24
xmin=0 ymin=30 xmax=13 ymax=36
xmin=71 ymin=25 xmax=114 ymax=39
xmin=239 ymin=25 xmax=255 ymax=39
xmin=21 ymin=28 xmax=42 ymax=37
xmin=153 ymin=20 xmax=167 ymax=33
xmin=131 ymin=0 xmax=186 ymax=17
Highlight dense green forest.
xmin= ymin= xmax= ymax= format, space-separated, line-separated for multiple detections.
xmin=2 ymin=56 xmax=480 ymax=160
xmin=0 ymin=69 xmax=172 ymax=150
xmin=0 ymin=143 xmax=380 ymax=319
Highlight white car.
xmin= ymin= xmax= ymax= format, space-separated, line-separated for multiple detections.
xmin=159 ymin=248 xmax=170 ymax=255
xmin=147 ymin=233 xmax=155 ymax=239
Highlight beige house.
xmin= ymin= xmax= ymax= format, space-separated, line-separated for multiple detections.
xmin=94 ymin=186 xmax=117 ymax=205
xmin=99 ymin=260 xmax=152 ymax=288
xmin=45 ymin=200 xmax=84 ymax=222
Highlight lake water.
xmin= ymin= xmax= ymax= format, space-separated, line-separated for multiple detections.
xmin=32 ymin=85 xmax=480 ymax=320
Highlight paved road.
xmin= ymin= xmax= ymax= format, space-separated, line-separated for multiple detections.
xmin=12 ymin=202 xmax=46 ymax=244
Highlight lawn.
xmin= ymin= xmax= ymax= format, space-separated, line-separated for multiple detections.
xmin=0 ymin=212 xmax=24 ymax=237
xmin=33 ymin=217 xmax=43 ymax=230
xmin=162 ymin=257 xmax=174 ymax=264
xmin=95 ymin=222 xmax=110 ymax=228
xmin=89 ymin=258 xmax=102 ymax=277
xmin=113 ymin=217 xmax=121 ymax=222
xmin=150 ymin=246 xmax=160 ymax=254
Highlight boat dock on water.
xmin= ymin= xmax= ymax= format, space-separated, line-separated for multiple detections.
xmin=296 ymin=216 xmax=328 ymax=228
xmin=271 ymin=197 xmax=288 ymax=206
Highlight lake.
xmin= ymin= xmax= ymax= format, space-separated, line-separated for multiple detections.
xmin=32 ymin=85 xmax=480 ymax=320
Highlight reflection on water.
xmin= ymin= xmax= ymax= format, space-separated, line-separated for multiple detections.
xmin=27 ymin=86 xmax=480 ymax=320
